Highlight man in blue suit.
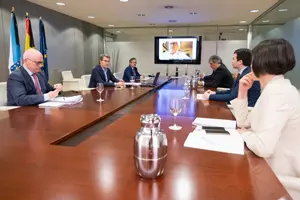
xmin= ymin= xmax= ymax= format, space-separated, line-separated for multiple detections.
xmin=122 ymin=58 xmax=144 ymax=82
xmin=89 ymin=54 xmax=124 ymax=88
xmin=7 ymin=48 xmax=63 ymax=106
xmin=203 ymin=48 xmax=260 ymax=107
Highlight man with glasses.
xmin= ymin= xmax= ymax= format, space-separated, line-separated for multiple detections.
xmin=7 ymin=48 xmax=63 ymax=106
xmin=160 ymin=41 xmax=190 ymax=60
xmin=122 ymin=58 xmax=144 ymax=82
xmin=89 ymin=54 xmax=124 ymax=88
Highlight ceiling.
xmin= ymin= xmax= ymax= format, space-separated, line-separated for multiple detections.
xmin=256 ymin=0 xmax=300 ymax=24
xmin=27 ymin=0 xmax=279 ymax=28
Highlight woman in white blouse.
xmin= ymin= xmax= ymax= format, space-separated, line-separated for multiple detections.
xmin=231 ymin=39 xmax=300 ymax=199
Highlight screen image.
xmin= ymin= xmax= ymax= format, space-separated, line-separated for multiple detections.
xmin=154 ymin=36 xmax=202 ymax=64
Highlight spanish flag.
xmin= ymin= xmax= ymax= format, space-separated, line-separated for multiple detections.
xmin=25 ymin=13 xmax=34 ymax=51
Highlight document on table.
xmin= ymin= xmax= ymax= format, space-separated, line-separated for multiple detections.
xmin=196 ymin=94 xmax=207 ymax=100
xmin=39 ymin=95 xmax=83 ymax=107
xmin=184 ymin=128 xmax=244 ymax=155
xmin=192 ymin=117 xmax=236 ymax=129
xmin=124 ymin=82 xmax=142 ymax=86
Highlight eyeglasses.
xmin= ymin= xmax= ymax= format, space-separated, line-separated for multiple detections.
xmin=28 ymin=58 xmax=44 ymax=65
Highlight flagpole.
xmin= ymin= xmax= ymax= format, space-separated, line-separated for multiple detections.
xmin=26 ymin=12 xmax=28 ymax=17
xmin=11 ymin=7 xmax=15 ymax=13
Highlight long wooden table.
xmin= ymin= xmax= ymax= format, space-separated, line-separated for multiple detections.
xmin=0 ymin=78 xmax=291 ymax=200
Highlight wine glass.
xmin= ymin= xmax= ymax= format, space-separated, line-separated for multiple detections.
xmin=96 ymin=83 xmax=104 ymax=102
xmin=169 ymin=98 xmax=182 ymax=130
xmin=130 ymin=76 xmax=135 ymax=90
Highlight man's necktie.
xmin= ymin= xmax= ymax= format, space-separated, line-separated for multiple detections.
xmin=132 ymin=68 xmax=136 ymax=77
xmin=32 ymin=74 xmax=41 ymax=95
xmin=104 ymin=69 xmax=108 ymax=82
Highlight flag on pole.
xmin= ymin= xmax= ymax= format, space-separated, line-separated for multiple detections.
xmin=25 ymin=13 xmax=35 ymax=51
xmin=39 ymin=17 xmax=49 ymax=81
xmin=8 ymin=7 xmax=21 ymax=73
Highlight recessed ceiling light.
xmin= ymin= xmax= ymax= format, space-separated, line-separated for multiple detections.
xmin=250 ymin=9 xmax=259 ymax=13
xmin=120 ymin=0 xmax=128 ymax=2
xmin=56 ymin=2 xmax=65 ymax=6
xmin=169 ymin=30 xmax=173 ymax=32
xmin=189 ymin=12 xmax=197 ymax=15
xmin=116 ymin=31 xmax=121 ymax=33
xmin=137 ymin=14 xmax=146 ymax=17
xmin=262 ymin=20 xmax=270 ymax=23
xmin=278 ymin=8 xmax=288 ymax=12
xmin=240 ymin=21 xmax=247 ymax=24
xmin=239 ymin=29 xmax=244 ymax=31
xmin=108 ymin=25 xmax=114 ymax=27
xmin=88 ymin=16 xmax=95 ymax=19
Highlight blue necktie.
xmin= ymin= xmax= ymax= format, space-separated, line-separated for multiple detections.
xmin=103 ymin=68 xmax=108 ymax=82
xmin=132 ymin=67 xmax=136 ymax=77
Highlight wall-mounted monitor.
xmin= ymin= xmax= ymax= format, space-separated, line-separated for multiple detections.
xmin=154 ymin=36 xmax=202 ymax=64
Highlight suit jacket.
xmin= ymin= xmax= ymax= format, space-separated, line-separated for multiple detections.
xmin=7 ymin=66 xmax=54 ymax=106
xmin=203 ymin=63 xmax=234 ymax=88
xmin=209 ymin=66 xmax=261 ymax=107
xmin=122 ymin=66 xmax=141 ymax=82
xmin=230 ymin=75 xmax=300 ymax=199
xmin=88 ymin=65 xmax=119 ymax=88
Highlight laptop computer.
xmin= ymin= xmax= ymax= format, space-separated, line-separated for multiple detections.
xmin=141 ymin=72 xmax=160 ymax=87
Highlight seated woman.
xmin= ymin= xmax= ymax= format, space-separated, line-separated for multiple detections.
xmin=231 ymin=39 xmax=300 ymax=199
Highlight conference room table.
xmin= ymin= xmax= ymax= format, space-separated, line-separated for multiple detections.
xmin=0 ymin=77 xmax=291 ymax=200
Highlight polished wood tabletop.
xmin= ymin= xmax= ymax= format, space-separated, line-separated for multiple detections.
xmin=0 ymin=78 xmax=291 ymax=200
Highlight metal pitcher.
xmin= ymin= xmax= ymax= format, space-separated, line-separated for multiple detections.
xmin=134 ymin=114 xmax=167 ymax=179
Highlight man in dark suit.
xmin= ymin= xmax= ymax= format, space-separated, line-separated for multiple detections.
xmin=89 ymin=54 xmax=124 ymax=87
xmin=199 ymin=55 xmax=234 ymax=88
xmin=7 ymin=48 xmax=63 ymax=106
xmin=122 ymin=58 xmax=144 ymax=82
xmin=203 ymin=48 xmax=261 ymax=107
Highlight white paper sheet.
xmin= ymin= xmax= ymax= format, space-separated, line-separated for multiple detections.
xmin=192 ymin=117 xmax=236 ymax=129
xmin=184 ymin=129 xmax=244 ymax=155
xmin=124 ymin=83 xmax=142 ymax=86
xmin=196 ymin=94 xmax=207 ymax=100
xmin=38 ymin=102 xmax=66 ymax=108
xmin=50 ymin=95 xmax=83 ymax=105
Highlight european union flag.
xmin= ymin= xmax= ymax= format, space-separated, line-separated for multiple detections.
xmin=39 ymin=18 xmax=49 ymax=81
xmin=8 ymin=9 xmax=21 ymax=73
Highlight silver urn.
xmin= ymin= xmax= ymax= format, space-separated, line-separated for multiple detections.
xmin=134 ymin=114 xmax=168 ymax=179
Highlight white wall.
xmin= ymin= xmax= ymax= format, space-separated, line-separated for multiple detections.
xmin=106 ymin=40 xmax=247 ymax=77
xmin=251 ymin=17 xmax=300 ymax=88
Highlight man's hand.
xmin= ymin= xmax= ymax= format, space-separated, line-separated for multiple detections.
xmin=205 ymin=89 xmax=216 ymax=95
xmin=48 ymin=89 xmax=60 ymax=99
xmin=116 ymin=82 xmax=125 ymax=87
xmin=202 ymin=91 xmax=211 ymax=100
xmin=54 ymin=83 xmax=63 ymax=92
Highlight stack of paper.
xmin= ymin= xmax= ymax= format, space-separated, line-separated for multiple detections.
xmin=39 ymin=95 xmax=83 ymax=108
xmin=196 ymin=94 xmax=206 ymax=100
xmin=183 ymin=117 xmax=243 ymax=155
xmin=124 ymin=82 xmax=142 ymax=86
xmin=192 ymin=117 xmax=236 ymax=129
xmin=49 ymin=95 xmax=83 ymax=105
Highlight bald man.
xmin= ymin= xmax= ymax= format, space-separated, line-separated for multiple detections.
xmin=7 ymin=48 xmax=63 ymax=106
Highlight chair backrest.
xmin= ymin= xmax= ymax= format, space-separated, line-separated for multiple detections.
xmin=62 ymin=71 xmax=74 ymax=80
xmin=113 ymin=72 xmax=123 ymax=80
xmin=0 ymin=82 xmax=7 ymax=106
xmin=81 ymin=74 xmax=91 ymax=88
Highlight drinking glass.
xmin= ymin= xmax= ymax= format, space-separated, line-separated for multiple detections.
xmin=96 ymin=83 xmax=104 ymax=102
xmin=169 ymin=98 xmax=182 ymax=130
xmin=130 ymin=76 xmax=135 ymax=89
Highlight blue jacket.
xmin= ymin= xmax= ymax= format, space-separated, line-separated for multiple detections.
xmin=7 ymin=66 xmax=54 ymax=106
xmin=89 ymin=65 xmax=119 ymax=87
xmin=209 ymin=66 xmax=261 ymax=107
xmin=122 ymin=66 xmax=141 ymax=82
